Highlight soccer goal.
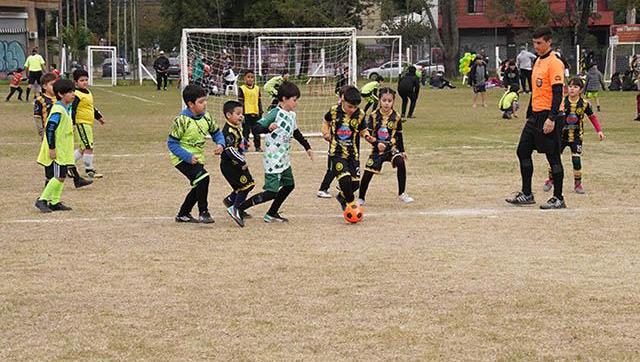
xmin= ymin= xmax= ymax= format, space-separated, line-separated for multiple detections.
xmin=180 ymin=28 xmax=357 ymax=133
xmin=87 ymin=46 xmax=117 ymax=86
xmin=604 ymin=25 xmax=640 ymax=83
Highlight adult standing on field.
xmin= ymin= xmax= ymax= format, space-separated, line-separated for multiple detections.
xmin=24 ymin=48 xmax=46 ymax=101
xmin=516 ymin=46 xmax=536 ymax=93
xmin=507 ymin=27 xmax=567 ymax=210
xmin=397 ymin=66 xmax=420 ymax=118
xmin=153 ymin=50 xmax=170 ymax=91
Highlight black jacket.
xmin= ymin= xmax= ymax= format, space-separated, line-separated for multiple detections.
xmin=153 ymin=55 xmax=170 ymax=73
xmin=398 ymin=73 xmax=420 ymax=97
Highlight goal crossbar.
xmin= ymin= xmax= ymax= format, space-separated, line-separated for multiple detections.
xmin=87 ymin=45 xmax=117 ymax=86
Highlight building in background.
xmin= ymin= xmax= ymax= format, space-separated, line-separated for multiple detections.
xmin=0 ymin=0 xmax=59 ymax=74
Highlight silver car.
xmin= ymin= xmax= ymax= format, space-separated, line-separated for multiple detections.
xmin=361 ymin=61 xmax=410 ymax=80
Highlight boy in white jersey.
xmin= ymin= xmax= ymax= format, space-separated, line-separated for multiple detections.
xmin=238 ymin=81 xmax=313 ymax=222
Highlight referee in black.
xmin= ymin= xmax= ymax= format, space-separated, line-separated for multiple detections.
xmin=507 ymin=27 xmax=567 ymax=210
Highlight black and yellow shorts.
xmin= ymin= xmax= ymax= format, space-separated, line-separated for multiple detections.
xmin=331 ymin=156 xmax=360 ymax=181
xmin=365 ymin=150 xmax=402 ymax=174
xmin=220 ymin=161 xmax=255 ymax=192
xmin=75 ymin=123 xmax=94 ymax=150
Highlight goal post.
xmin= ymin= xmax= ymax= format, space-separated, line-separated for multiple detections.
xmin=87 ymin=46 xmax=117 ymax=86
xmin=356 ymin=35 xmax=402 ymax=80
xmin=180 ymin=28 xmax=357 ymax=133
xmin=604 ymin=24 xmax=640 ymax=83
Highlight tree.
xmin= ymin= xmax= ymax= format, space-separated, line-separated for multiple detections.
xmin=610 ymin=0 xmax=639 ymax=23
xmin=61 ymin=22 xmax=96 ymax=62
xmin=422 ymin=0 xmax=458 ymax=77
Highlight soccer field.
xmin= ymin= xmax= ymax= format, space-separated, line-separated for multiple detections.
xmin=1 ymin=83 xmax=639 ymax=360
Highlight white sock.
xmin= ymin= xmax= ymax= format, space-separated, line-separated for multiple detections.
xmin=83 ymin=154 xmax=94 ymax=170
xmin=74 ymin=149 xmax=82 ymax=161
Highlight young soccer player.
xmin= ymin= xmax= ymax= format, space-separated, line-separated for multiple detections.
xmin=584 ymin=64 xmax=606 ymax=112
xmin=361 ymin=75 xmax=383 ymax=115
xmin=71 ymin=69 xmax=106 ymax=180
xmin=238 ymin=70 xmax=263 ymax=152
xmin=498 ymin=87 xmax=520 ymax=119
xmin=469 ymin=55 xmax=488 ymax=108
xmin=264 ymin=70 xmax=290 ymax=110
xmin=317 ymin=84 xmax=350 ymax=198
xmin=34 ymin=73 xmax=92 ymax=188
xmin=543 ymin=77 xmax=604 ymax=194
xmin=358 ymin=87 xmax=413 ymax=204
xmin=323 ymin=85 xmax=375 ymax=211
xmin=5 ymin=68 xmax=24 ymax=102
xmin=50 ymin=63 xmax=61 ymax=78
xmin=34 ymin=79 xmax=77 ymax=213
xmin=220 ymin=100 xmax=255 ymax=227
xmin=168 ymin=85 xmax=225 ymax=223
xmin=238 ymin=81 xmax=313 ymax=222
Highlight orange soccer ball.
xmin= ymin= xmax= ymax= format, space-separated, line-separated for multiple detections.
xmin=343 ymin=203 xmax=364 ymax=224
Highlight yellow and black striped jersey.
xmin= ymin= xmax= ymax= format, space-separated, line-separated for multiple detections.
xmin=324 ymin=104 xmax=367 ymax=159
xmin=368 ymin=108 xmax=404 ymax=152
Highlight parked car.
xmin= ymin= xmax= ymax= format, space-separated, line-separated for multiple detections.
xmin=360 ymin=61 xmax=411 ymax=80
xmin=102 ymin=58 xmax=130 ymax=77
xmin=414 ymin=60 xmax=445 ymax=75
xmin=167 ymin=57 xmax=181 ymax=78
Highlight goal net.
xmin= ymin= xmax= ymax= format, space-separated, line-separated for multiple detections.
xmin=87 ymin=46 xmax=117 ymax=86
xmin=604 ymin=25 xmax=640 ymax=83
xmin=181 ymin=28 xmax=357 ymax=133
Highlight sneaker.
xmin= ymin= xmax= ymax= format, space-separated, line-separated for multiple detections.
xmin=505 ymin=192 xmax=535 ymax=205
xmin=255 ymin=147 xmax=263 ymax=152
xmin=317 ymin=190 xmax=332 ymax=198
xmin=336 ymin=193 xmax=347 ymax=211
xmin=398 ymin=193 xmax=414 ymax=203
xmin=540 ymin=196 xmax=567 ymax=210
xmin=543 ymin=179 xmax=553 ymax=192
xmin=35 ymin=199 xmax=52 ymax=213
xmin=264 ymin=213 xmax=289 ymax=223
xmin=73 ymin=176 xmax=93 ymax=188
xmin=175 ymin=214 xmax=198 ymax=223
xmin=574 ymin=183 xmax=585 ymax=194
xmin=87 ymin=170 xmax=103 ymax=179
xmin=226 ymin=206 xmax=245 ymax=227
xmin=222 ymin=197 xmax=233 ymax=208
xmin=198 ymin=211 xmax=215 ymax=224
xmin=635 ymin=115 xmax=640 ymax=122
xmin=239 ymin=209 xmax=252 ymax=219
xmin=49 ymin=202 xmax=72 ymax=211
xmin=357 ymin=198 xmax=366 ymax=206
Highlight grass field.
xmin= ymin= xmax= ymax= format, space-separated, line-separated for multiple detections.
xmin=1 ymin=82 xmax=640 ymax=360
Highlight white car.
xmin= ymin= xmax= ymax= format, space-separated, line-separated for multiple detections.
xmin=414 ymin=60 xmax=445 ymax=75
xmin=360 ymin=61 xmax=411 ymax=79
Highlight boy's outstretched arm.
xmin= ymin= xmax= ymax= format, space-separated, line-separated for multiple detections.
xmin=253 ymin=108 xmax=278 ymax=134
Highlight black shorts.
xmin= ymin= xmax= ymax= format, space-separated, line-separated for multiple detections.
xmin=519 ymin=111 xmax=561 ymax=154
xmin=44 ymin=162 xmax=68 ymax=180
xmin=175 ymin=162 xmax=209 ymax=187
xmin=28 ymin=71 xmax=43 ymax=85
xmin=220 ymin=161 xmax=255 ymax=192
xmin=365 ymin=149 xmax=402 ymax=173
xmin=561 ymin=138 xmax=583 ymax=155
xmin=473 ymin=84 xmax=486 ymax=93
xmin=330 ymin=156 xmax=360 ymax=181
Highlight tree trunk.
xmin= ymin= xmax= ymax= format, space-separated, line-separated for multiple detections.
xmin=439 ymin=0 xmax=459 ymax=77
xmin=576 ymin=0 xmax=592 ymax=46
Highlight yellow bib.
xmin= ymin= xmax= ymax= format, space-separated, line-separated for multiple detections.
xmin=240 ymin=84 xmax=260 ymax=115
xmin=74 ymin=89 xmax=95 ymax=125
xmin=38 ymin=103 xmax=75 ymax=166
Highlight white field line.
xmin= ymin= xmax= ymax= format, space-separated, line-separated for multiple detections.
xmin=93 ymin=88 xmax=164 ymax=105
xmin=5 ymin=206 xmax=640 ymax=225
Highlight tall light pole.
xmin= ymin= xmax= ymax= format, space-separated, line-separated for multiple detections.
xmin=83 ymin=0 xmax=87 ymax=28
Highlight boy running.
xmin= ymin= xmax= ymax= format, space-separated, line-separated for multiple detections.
xmin=239 ymin=81 xmax=313 ymax=222
xmin=168 ymin=85 xmax=225 ymax=223
xmin=361 ymin=75 xmax=383 ymax=115
xmin=5 ymin=68 xmax=24 ymax=102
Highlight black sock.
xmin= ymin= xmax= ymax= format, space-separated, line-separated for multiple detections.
xmin=25 ymin=88 xmax=30 ymax=101
xmin=240 ymin=190 xmax=276 ymax=211
xmin=519 ymin=158 xmax=533 ymax=196
xmin=267 ymin=185 xmax=294 ymax=216
xmin=179 ymin=188 xmax=198 ymax=216
xmin=233 ymin=185 xmax=254 ymax=209
xmin=195 ymin=176 xmax=210 ymax=213
xmin=359 ymin=171 xmax=374 ymax=200
xmin=397 ymin=162 xmax=407 ymax=195
xmin=338 ymin=177 xmax=355 ymax=203
xmin=548 ymin=157 xmax=564 ymax=200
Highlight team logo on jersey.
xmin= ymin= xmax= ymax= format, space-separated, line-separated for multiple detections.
xmin=366 ymin=158 xmax=374 ymax=166
xmin=536 ymin=78 xmax=542 ymax=87
xmin=337 ymin=124 xmax=352 ymax=140
xmin=240 ymin=175 xmax=247 ymax=184
xmin=387 ymin=121 xmax=394 ymax=128
xmin=566 ymin=113 xmax=579 ymax=125
xmin=350 ymin=119 xmax=360 ymax=128
xmin=377 ymin=127 xmax=390 ymax=141
xmin=335 ymin=162 xmax=344 ymax=171
xmin=554 ymin=75 xmax=562 ymax=82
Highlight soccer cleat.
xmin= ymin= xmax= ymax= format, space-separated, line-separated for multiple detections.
xmin=175 ymin=214 xmax=198 ymax=223
xmin=86 ymin=170 xmax=103 ymax=179
xmin=222 ymin=197 xmax=233 ymax=208
xmin=317 ymin=190 xmax=332 ymax=198
xmin=398 ymin=193 xmax=414 ymax=203
xmin=505 ymin=192 xmax=535 ymax=205
xmin=73 ymin=176 xmax=93 ymax=188
xmin=634 ymin=115 xmax=640 ymax=122
xmin=543 ymin=179 xmax=553 ymax=192
xmin=597 ymin=105 xmax=601 ymax=112
xmin=35 ymin=199 xmax=52 ymax=213
xmin=540 ymin=196 xmax=567 ymax=210
xmin=239 ymin=209 xmax=252 ymax=219
xmin=264 ymin=213 xmax=289 ymax=223
xmin=357 ymin=198 xmax=366 ymax=206
xmin=198 ymin=211 xmax=215 ymax=224
xmin=336 ymin=193 xmax=347 ymax=211
xmin=226 ymin=206 xmax=245 ymax=227
xmin=49 ymin=202 xmax=72 ymax=211
xmin=574 ymin=183 xmax=586 ymax=194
